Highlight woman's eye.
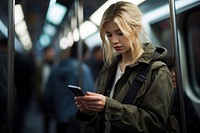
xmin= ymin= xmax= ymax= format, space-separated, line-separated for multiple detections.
xmin=117 ymin=32 xmax=123 ymax=36
xmin=106 ymin=34 xmax=112 ymax=37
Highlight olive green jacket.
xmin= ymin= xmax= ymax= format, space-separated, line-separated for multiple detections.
xmin=76 ymin=43 xmax=179 ymax=133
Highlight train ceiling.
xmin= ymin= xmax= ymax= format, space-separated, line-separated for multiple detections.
xmin=0 ymin=0 xmax=168 ymax=50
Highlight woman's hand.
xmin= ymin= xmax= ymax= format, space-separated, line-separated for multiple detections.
xmin=75 ymin=92 xmax=106 ymax=113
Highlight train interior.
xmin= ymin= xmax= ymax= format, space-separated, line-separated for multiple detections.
xmin=0 ymin=0 xmax=200 ymax=132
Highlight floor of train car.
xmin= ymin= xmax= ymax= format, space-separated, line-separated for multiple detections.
xmin=20 ymin=97 xmax=56 ymax=133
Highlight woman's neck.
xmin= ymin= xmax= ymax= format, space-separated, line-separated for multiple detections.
xmin=119 ymin=48 xmax=144 ymax=72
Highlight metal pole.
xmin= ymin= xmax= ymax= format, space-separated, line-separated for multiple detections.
xmin=168 ymin=0 xmax=186 ymax=133
xmin=8 ymin=0 xmax=15 ymax=132
xmin=75 ymin=0 xmax=83 ymax=88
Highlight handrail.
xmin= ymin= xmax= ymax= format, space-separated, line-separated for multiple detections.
xmin=75 ymin=0 xmax=84 ymax=88
xmin=8 ymin=0 xmax=15 ymax=132
xmin=168 ymin=0 xmax=186 ymax=133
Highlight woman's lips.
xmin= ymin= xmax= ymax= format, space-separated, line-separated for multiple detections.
xmin=114 ymin=46 xmax=122 ymax=51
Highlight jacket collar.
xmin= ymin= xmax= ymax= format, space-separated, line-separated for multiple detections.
xmin=101 ymin=43 xmax=167 ymax=72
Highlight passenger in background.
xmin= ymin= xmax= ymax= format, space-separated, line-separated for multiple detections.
xmin=35 ymin=45 xmax=56 ymax=98
xmin=86 ymin=45 xmax=104 ymax=82
xmin=164 ymin=55 xmax=200 ymax=133
xmin=35 ymin=45 xmax=56 ymax=133
xmin=14 ymin=49 xmax=35 ymax=133
xmin=0 ymin=37 xmax=34 ymax=133
xmin=44 ymin=41 xmax=95 ymax=133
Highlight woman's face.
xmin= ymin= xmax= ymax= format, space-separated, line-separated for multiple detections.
xmin=104 ymin=21 xmax=132 ymax=54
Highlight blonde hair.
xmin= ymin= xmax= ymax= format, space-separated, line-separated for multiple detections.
xmin=99 ymin=1 xmax=144 ymax=66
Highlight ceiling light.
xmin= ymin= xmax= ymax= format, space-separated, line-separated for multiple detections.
xmin=59 ymin=36 xmax=73 ymax=50
xmin=15 ymin=20 xmax=28 ymax=36
xmin=15 ymin=4 xmax=24 ymax=25
xmin=18 ymin=33 xmax=32 ymax=51
xmin=0 ymin=19 xmax=25 ymax=52
xmin=46 ymin=2 xmax=67 ymax=25
xmin=80 ymin=21 xmax=98 ymax=39
xmin=19 ymin=33 xmax=32 ymax=51
xmin=19 ymin=33 xmax=31 ymax=44
xmin=71 ymin=16 xmax=77 ymax=29
xmin=90 ymin=0 xmax=146 ymax=26
xmin=43 ymin=23 xmax=57 ymax=36
xmin=143 ymin=0 xmax=198 ymax=23
xmin=73 ymin=28 xmax=79 ymax=42
xmin=0 ymin=20 xmax=8 ymax=36
xmin=59 ymin=37 xmax=68 ymax=49
xmin=39 ymin=33 xmax=51 ymax=47
xmin=85 ymin=32 xmax=102 ymax=49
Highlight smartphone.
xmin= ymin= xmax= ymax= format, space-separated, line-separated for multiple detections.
xmin=68 ymin=85 xmax=85 ymax=96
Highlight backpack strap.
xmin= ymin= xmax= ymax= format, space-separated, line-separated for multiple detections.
xmin=122 ymin=51 xmax=160 ymax=104
xmin=122 ymin=62 xmax=151 ymax=104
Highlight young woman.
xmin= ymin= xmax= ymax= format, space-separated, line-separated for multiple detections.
xmin=75 ymin=1 xmax=179 ymax=133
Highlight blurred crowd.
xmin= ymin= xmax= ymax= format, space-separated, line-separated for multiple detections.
xmin=0 ymin=36 xmax=104 ymax=133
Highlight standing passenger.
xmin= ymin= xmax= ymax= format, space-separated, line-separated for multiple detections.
xmin=35 ymin=45 xmax=56 ymax=133
xmin=44 ymin=41 xmax=95 ymax=133
xmin=0 ymin=37 xmax=34 ymax=133
xmin=164 ymin=55 xmax=200 ymax=133
xmin=75 ymin=1 xmax=179 ymax=133
xmin=86 ymin=45 xmax=104 ymax=82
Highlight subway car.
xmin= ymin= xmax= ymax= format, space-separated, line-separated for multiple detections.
xmin=0 ymin=0 xmax=200 ymax=133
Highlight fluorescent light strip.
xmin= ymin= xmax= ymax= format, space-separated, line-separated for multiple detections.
xmin=43 ymin=23 xmax=57 ymax=36
xmin=73 ymin=28 xmax=79 ymax=42
xmin=80 ymin=21 xmax=98 ymax=39
xmin=39 ymin=33 xmax=51 ymax=47
xmin=15 ymin=4 xmax=24 ymax=25
xmin=15 ymin=20 xmax=28 ymax=36
xmin=0 ymin=20 xmax=8 ymax=36
xmin=85 ymin=32 xmax=102 ymax=49
xmin=90 ymin=0 xmax=145 ymax=26
xmin=143 ymin=0 xmax=199 ymax=24
xmin=46 ymin=2 xmax=67 ymax=25
xmin=0 ymin=19 xmax=25 ymax=52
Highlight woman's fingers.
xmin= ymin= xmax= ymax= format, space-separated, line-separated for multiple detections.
xmin=74 ymin=93 xmax=106 ymax=112
xmin=75 ymin=100 xmax=91 ymax=113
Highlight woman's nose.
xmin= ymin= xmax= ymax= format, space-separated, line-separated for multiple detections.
xmin=111 ymin=35 xmax=119 ymax=45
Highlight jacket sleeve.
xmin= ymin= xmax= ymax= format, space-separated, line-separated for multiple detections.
xmin=104 ymin=64 xmax=174 ymax=132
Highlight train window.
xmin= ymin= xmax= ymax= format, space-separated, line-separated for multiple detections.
xmin=151 ymin=8 xmax=200 ymax=97
xmin=151 ymin=19 xmax=174 ymax=56
xmin=186 ymin=9 xmax=200 ymax=96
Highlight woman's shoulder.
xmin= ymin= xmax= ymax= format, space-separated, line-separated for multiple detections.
xmin=150 ymin=60 xmax=166 ymax=69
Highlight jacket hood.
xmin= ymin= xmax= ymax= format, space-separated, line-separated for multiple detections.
xmin=138 ymin=43 xmax=168 ymax=64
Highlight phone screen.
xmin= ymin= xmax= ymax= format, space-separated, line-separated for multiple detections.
xmin=68 ymin=85 xmax=85 ymax=96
